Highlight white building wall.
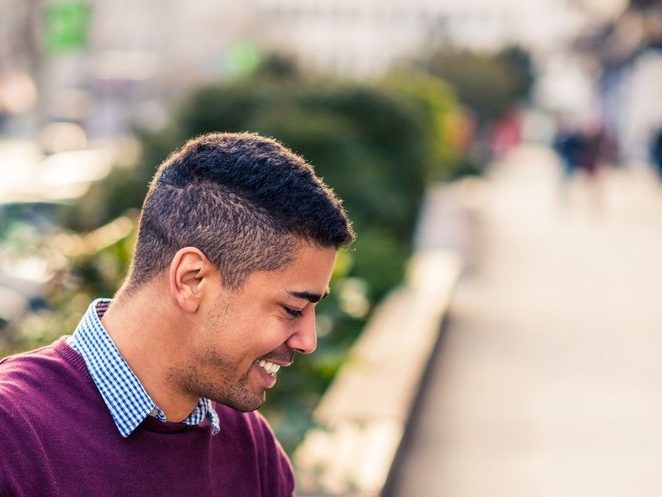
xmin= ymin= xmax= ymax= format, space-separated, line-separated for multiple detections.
xmin=23 ymin=0 xmax=631 ymax=137
xmin=253 ymin=0 xmax=589 ymax=77
xmin=619 ymin=51 xmax=662 ymax=161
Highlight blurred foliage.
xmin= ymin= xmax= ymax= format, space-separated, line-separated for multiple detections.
xmin=424 ymin=45 xmax=534 ymax=124
xmin=382 ymin=71 xmax=466 ymax=181
xmin=3 ymin=57 xmax=467 ymax=453
xmin=1 ymin=216 xmax=135 ymax=355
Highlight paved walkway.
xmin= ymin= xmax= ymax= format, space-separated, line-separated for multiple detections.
xmin=386 ymin=145 xmax=662 ymax=497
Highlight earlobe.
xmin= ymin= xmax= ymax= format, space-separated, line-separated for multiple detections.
xmin=169 ymin=247 xmax=209 ymax=313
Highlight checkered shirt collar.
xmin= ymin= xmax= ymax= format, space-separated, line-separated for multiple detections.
xmin=68 ymin=298 xmax=220 ymax=438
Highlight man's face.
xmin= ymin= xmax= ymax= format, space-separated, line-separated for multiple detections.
xmin=178 ymin=243 xmax=337 ymax=412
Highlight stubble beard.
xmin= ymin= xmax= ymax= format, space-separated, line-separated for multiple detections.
xmin=182 ymin=296 xmax=266 ymax=412
xmin=175 ymin=350 xmax=265 ymax=412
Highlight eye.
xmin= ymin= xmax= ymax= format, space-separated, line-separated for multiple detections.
xmin=283 ymin=306 xmax=304 ymax=319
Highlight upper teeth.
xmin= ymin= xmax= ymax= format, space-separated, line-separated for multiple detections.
xmin=258 ymin=360 xmax=280 ymax=374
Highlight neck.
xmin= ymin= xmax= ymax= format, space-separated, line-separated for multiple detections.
xmin=101 ymin=282 xmax=199 ymax=422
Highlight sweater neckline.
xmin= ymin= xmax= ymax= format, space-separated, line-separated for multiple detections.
xmin=53 ymin=336 xmax=204 ymax=435
xmin=140 ymin=415 xmax=192 ymax=434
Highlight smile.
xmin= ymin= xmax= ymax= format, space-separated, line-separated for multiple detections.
xmin=257 ymin=360 xmax=281 ymax=375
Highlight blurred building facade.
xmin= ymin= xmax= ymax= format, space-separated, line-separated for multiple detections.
xmin=0 ymin=0 xmax=258 ymax=138
xmin=591 ymin=0 xmax=662 ymax=162
xmin=1 ymin=0 xmax=653 ymax=150
xmin=253 ymin=0 xmax=586 ymax=78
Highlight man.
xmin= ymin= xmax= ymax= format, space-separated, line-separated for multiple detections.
xmin=0 ymin=132 xmax=354 ymax=496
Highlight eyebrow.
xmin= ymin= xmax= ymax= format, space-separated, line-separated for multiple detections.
xmin=287 ymin=289 xmax=330 ymax=303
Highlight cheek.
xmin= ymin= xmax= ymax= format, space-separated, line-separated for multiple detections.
xmin=207 ymin=302 xmax=291 ymax=358
xmin=241 ymin=320 xmax=292 ymax=359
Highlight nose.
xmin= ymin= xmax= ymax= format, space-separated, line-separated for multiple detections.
xmin=286 ymin=310 xmax=317 ymax=355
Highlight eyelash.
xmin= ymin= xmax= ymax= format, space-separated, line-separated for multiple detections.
xmin=284 ymin=307 xmax=304 ymax=319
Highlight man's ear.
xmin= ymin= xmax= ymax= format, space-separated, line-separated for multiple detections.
xmin=169 ymin=247 xmax=212 ymax=313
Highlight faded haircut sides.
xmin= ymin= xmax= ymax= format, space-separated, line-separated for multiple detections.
xmin=125 ymin=132 xmax=354 ymax=292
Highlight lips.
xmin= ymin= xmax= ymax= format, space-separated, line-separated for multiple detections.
xmin=253 ymin=352 xmax=293 ymax=389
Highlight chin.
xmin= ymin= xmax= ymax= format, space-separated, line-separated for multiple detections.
xmin=226 ymin=400 xmax=264 ymax=412
xmin=220 ymin=390 xmax=265 ymax=412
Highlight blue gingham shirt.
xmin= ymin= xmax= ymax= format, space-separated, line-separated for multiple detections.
xmin=67 ymin=299 xmax=220 ymax=438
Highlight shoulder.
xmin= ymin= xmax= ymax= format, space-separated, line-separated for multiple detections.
xmin=214 ymin=404 xmax=295 ymax=497
xmin=0 ymin=336 xmax=76 ymax=371
xmin=1 ymin=337 xmax=82 ymax=395
xmin=0 ymin=340 xmax=107 ymax=493
xmin=0 ymin=341 xmax=68 ymax=491
xmin=1 ymin=341 xmax=58 ymax=398
xmin=0 ymin=337 xmax=91 ymax=424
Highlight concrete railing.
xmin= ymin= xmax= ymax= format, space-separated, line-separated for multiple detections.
xmin=293 ymin=179 xmax=484 ymax=497
xmin=293 ymin=249 xmax=462 ymax=497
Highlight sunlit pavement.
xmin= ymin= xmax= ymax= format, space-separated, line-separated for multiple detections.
xmin=0 ymin=139 xmax=112 ymax=202
xmin=387 ymin=145 xmax=662 ymax=497
xmin=0 ymin=140 xmax=42 ymax=201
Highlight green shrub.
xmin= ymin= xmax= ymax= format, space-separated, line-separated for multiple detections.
xmin=424 ymin=45 xmax=534 ymax=124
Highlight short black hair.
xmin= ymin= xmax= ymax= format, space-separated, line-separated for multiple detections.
xmin=126 ymin=132 xmax=354 ymax=291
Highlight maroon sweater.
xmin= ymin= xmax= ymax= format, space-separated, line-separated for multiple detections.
xmin=0 ymin=337 xmax=294 ymax=497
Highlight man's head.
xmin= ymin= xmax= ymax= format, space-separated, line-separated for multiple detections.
xmin=122 ymin=132 xmax=354 ymax=412
xmin=126 ymin=132 xmax=354 ymax=293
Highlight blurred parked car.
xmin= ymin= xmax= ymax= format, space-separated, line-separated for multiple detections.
xmin=0 ymin=201 xmax=65 ymax=327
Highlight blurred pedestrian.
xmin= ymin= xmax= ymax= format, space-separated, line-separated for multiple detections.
xmin=576 ymin=122 xmax=606 ymax=179
xmin=553 ymin=123 xmax=583 ymax=182
xmin=650 ymin=126 xmax=662 ymax=180
xmin=0 ymin=132 xmax=355 ymax=496
xmin=576 ymin=122 xmax=610 ymax=212
xmin=490 ymin=108 xmax=521 ymax=159
xmin=553 ymin=121 xmax=584 ymax=204
xmin=553 ymin=118 xmax=611 ymax=212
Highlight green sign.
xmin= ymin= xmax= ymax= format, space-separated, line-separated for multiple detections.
xmin=44 ymin=1 xmax=91 ymax=52
xmin=224 ymin=42 xmax=263 ymax=80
